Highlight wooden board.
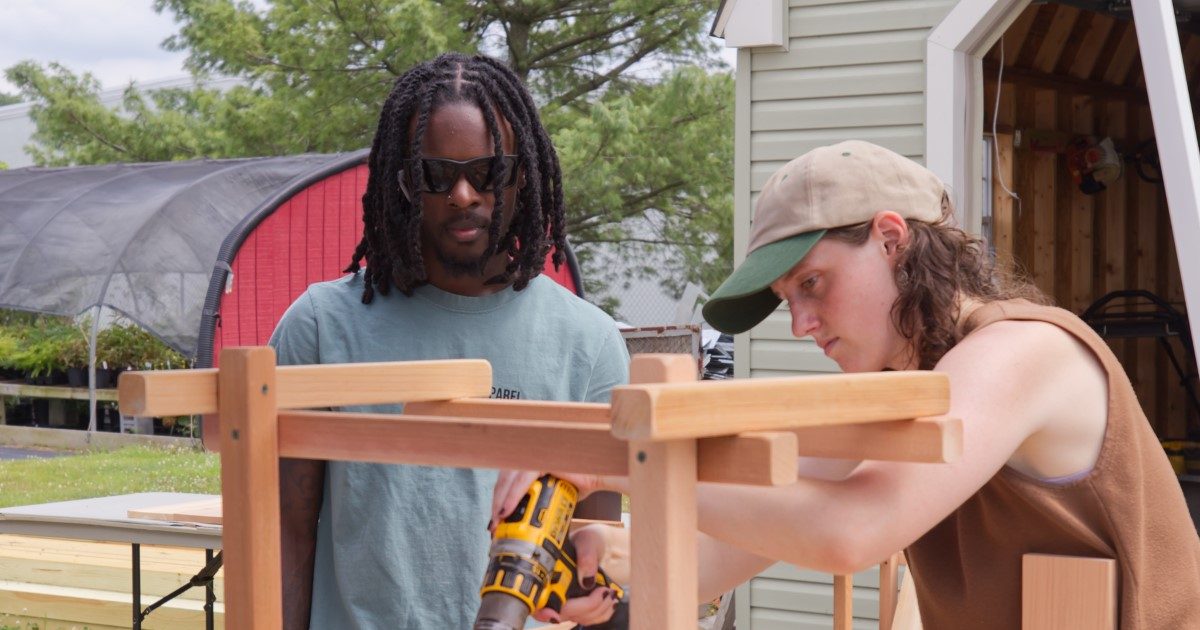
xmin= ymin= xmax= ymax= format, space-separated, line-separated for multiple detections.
xmin=278 ymin=411 xmax=798 ymax=487
xmin=611 ymin=371 xmax=949 ymax=441
xmin=119 ymin=358 xmax=492 ymax=417
xmin=1022 ymin=554 xmax=1116 ymax=630
xmin=129 ymin=498 xmax=223 ymax=526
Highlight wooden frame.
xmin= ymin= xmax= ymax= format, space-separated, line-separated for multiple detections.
xmin=120 ymin=348 xmax=959 ymax=629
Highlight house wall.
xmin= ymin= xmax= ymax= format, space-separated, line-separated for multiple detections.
xmin=732 ymin=0 xmax=957 ymax=626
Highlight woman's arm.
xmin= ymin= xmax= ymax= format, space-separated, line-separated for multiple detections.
xmin=694 ymin=320 xmax=1103 ymax=573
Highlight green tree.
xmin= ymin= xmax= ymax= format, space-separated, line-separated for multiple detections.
xmin=5 ymin=0 xmax=732 ymax=305
xmin=0 ymin=91 xmax=18 ymax=171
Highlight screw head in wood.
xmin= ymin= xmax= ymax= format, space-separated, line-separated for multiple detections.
xmin=637 ymin=450 xmax=646 ymax=463
xmin=231 ymin=429 xmax=240 ymax=440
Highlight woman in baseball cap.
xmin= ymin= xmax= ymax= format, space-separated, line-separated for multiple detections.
xmin=699 ymin=139 xmax=1198 ymax=628
xmin=497 ymin=140 xmax=1200 ymax=629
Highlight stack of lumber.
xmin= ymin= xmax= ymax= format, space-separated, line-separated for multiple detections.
xmin=0 ymin=534 xmax=223 ymax=629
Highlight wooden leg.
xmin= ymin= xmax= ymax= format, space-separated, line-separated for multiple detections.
xmin=629 ymin=438 xmax=697 ymax=630
xmin=833 ymin=574 xmax=853 ymax=630
xmin=892 ymin=567 xmax=923 ymax=630
xmin=625 ymin=354 xmax=698 ymax=630
xmin=219 ymin=347 xmax=282 ymax=629
xmin=878 ymin=553 xmax=901 ymax=630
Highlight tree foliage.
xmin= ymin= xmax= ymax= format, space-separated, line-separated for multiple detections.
xmin=5 ymin=0 xmax=732 ymax=305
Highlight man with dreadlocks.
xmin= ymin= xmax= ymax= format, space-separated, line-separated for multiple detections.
xmin=268 ymin=53 xmax=628 ymax=629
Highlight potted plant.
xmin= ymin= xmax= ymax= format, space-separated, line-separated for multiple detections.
xmin=61 ymin=327 xmax=90 ymax=388
xmin=0 ymin=325 xmax=21 ymax=380
xmin=96 ymin=321 xmax=189 ymax=387
xmin=11 ymin=319 xmax=70 ymax=384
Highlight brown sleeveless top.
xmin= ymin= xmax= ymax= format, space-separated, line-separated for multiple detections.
xmin=905 ymin=299 xmax=1200 ymax=630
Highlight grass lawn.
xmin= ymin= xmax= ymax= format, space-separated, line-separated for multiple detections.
xmin=0 ymin=444 xmax=220 ymax=508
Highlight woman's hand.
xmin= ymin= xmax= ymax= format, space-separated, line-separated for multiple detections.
xmin=489 ymin=470 xmax=610 ymax=532
xmin=532 ymin=586 xmax=618 ymax=625
xmin=531 ymin=525 xmax=619 ymax=625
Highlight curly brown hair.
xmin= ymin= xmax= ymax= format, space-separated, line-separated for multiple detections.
xmin=825 ymin=202 xmax=1048 ymax=369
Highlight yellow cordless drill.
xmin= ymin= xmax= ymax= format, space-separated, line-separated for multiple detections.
xmin=474 ymin=475 xmax=629 ymax=630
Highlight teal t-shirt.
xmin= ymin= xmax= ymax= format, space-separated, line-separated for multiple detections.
xmin=268 ymin=273 xmax=629 ymax=629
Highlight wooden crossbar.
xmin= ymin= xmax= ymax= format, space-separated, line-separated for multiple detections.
xmin=118 ymin=359 xmax=491 ymax=416
xmin=405 ymin=398 xmax=611 ymax=423
xmin=278 ymin=411 xmax=798 ymax=486
xmin=610 ymin=371 xmax=950 ymax=440
xmin=410 ymin=400 xmax=961 ymax=463
xmin=793 ymin=417 xmax=961 ymax=463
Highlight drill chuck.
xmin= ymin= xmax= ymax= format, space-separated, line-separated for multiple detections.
xmin=473 ymin=592 xmax=530 ymax=630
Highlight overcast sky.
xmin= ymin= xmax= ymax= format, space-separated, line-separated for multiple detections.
xmin=0 ymin=1 xmax=189 ymax=94
xmin=0 ymin=1 xmax=736 ymax=97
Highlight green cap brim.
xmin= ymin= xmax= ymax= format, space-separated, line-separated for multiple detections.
xmin=702 ymin=230 xmax=825 ymax=334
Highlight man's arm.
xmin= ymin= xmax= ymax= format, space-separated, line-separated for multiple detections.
xmin=269 ymin=292 xmax=325 ymax=629
xmin=280 ymin=457 xmax=325 ymax=630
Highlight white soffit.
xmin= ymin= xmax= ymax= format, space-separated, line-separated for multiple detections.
xmin=715 ymin=0 xmax=787 ymax=49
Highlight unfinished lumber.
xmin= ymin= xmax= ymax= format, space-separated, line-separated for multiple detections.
xmin=128 ymin=498 xmax=222 ymax=526
xmin=610 ymin=371 xmax=950 ymax=441
xmin=1022 ymin=554 xmax=1116 ymax=630
xmin=118 ymin=359 xmax=491 ymax=416
xmin=277 ymin=411 xmax=797 ymax=486
xmin=217 ymin=347 xmax=282 ymax=629
xmin=0 ymin=581 xmax=221 ymax=629
xmin=792 ymin=417 xmax=962 ymax=463
xmin=833 ymin=574 xmax=853 ymax=630
xmin=892 ymin=568 xmax=923 ymax=630
xmin=877 ymin=553 xmax=902 ymax=630
xmin=404 ymin=398 xmax=610 ymax=423
xmin=0 ymin=534 xmax=224 ymax=603
xmin=627 ymin=354 xmax=699 ymax=630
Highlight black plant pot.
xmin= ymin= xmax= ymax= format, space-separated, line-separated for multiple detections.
xmin=7 ymin=401 xmax=32 ymax=425
xmin=67 ymin=367 xmax=87 ymax=388
xmin=94 ymin=368 xmax=112 ymax=389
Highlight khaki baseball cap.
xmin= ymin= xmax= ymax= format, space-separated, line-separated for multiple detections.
xmin=702 ymin=140 xmax=951 ymax=334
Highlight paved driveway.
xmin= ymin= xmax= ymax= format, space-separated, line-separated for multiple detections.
xmin=0 ymin=446 xmax=68 ymax=460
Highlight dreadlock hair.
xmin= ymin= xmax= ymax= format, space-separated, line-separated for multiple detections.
xmin=345 ymin=52 xmax=568 ymax=303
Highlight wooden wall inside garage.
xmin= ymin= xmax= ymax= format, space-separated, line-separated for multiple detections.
xmin=984 ymin=3 xmax=1199 ymax=440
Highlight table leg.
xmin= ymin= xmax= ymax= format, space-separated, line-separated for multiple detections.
xmin=132 ymin=543 xmax=142 ymax=630
xmin=205 ymin=548 xmax=215 ymax=630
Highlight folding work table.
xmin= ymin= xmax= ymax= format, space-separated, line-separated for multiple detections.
xmin=0 ymin=492 xmax=222 ymax=629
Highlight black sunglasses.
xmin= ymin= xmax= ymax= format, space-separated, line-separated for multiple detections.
xmin=398 ymin=155 xmax=520 ymax=198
